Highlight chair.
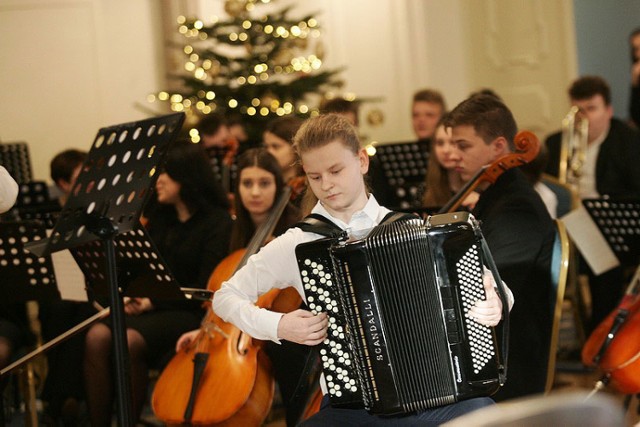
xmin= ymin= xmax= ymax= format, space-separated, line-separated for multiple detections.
xmin=545 ymin=219 xmax=570 ymax=393
xmin=541 ymin=175 xmax=589 ymax=348
xmin=540 ymin=174 xmax=578 ymax=218
xmin=442 ymin=391 xmax=624 ymax=427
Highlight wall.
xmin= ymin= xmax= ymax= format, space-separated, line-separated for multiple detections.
xmin=1 ymin=0 xmax=585 ymax=181
xmin=0 ymin=0 xmax=165 ymax=182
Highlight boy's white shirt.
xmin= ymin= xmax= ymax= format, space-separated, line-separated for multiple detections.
xmin=213 ymin=195 xmax=390 ymax=343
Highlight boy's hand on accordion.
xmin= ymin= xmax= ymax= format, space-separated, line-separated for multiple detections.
xmin=277 ymin=309 xmax=328 ymax=345
xmin=467 ymin=271 xmax=503 ymax=327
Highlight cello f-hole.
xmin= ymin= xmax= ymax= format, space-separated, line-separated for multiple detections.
xmin=237 ymin=331 xmax=251 ymax=355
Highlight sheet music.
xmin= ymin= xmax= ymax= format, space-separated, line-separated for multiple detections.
xmin=51 ymin=250 xmax=87 ymax=301
xmin=561 ymin=206 xmax=620 ymax=275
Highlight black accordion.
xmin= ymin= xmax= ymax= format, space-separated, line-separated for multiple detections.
xmin=295 ymin=212 xmax=507 ymax=415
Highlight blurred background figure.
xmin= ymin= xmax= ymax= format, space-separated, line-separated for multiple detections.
xmin=49 ymin=149 xmax=87 ymax=207
xmin=411 ymin=88 xmax=447 ymax=143
xmin=320 ymin=97 xmax=360 ymax=127
xmin=422 ymin=119 xmax=465 ymax=210
xmin=263 ymin=116 xmax=306 ymax=207
xmin=196 ymin=114 xmax=232 ymax=149
xmin=545 ymin=75 xmax=640 ymax=333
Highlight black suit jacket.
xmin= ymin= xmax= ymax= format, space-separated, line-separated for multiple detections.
xmin=473 ymin=168 xmax=555 ymax=401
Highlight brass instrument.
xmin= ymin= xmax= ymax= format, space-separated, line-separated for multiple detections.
xmin=559 ymin=106 xmax=589 ymax=187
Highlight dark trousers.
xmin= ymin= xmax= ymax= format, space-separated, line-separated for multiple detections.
xmin=299 ymin=395 xmax=494 ymax=426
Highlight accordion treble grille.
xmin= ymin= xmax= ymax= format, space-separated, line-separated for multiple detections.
xmin=455 ymin=245 xmax=495 ymax=373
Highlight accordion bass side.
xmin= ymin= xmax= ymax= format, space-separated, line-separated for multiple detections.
xmin=295 ymin=212 xmax=507 ymax=415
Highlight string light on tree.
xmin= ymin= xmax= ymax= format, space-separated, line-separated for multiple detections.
xmin=147 ymin=0 xmax=344 ymax=142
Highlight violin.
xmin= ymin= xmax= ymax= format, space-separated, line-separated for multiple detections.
xmin=581 ymin=266 xmax=640 ymax=394
xmin=152 ymin=188 xmax=298 ymax=425
xmin=438 ymin=130 xmax=540 ymax=214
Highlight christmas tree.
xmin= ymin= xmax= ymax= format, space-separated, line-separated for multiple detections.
xmin=148 ymin=0 xmax=344 ymax=143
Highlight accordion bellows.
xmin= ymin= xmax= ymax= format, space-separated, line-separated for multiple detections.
xmin=295 ymin=212 xmax=504 ymax=415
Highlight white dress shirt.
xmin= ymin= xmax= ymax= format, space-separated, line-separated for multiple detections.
xmin=579 ymin=125 xmax=608 ymax=199
xmin=0 ymin=166 xmax=19 ymax=213
xmin=213 ymin=195 xmax=391 ymax=342
xmin=213 ymin=194 xmax=514 ymax=342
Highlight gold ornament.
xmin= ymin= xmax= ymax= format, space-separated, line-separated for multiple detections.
xmin=225 ymin=0 xmax=248 ymax=18
xmin=315 ymin=41 xmax=325 ymax=61
xmin=273 ymin=48 xmax=294 ymax=66
xmin=366 ymin=108 xmax=385 ymax=127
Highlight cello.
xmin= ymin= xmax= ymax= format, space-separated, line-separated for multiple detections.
xmin=581 ymin=265 xmax=640 ymax=395
xmin=152 ymin=187 xmax=299 ymax=425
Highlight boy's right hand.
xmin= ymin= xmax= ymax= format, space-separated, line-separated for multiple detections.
xmin=277 ymin=309 xmax=328 ymax=346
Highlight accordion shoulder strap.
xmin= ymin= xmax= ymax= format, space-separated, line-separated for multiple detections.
xmin=294 ymin=213 xmax=344 ymax=238
xmin=294 ymin=211 xmax=418 ymax=238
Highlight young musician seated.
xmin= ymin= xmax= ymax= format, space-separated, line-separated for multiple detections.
xmin=212 ymin=113 xmax=514 ymax=425
xmin=445 ymin=94 xmax=555 ymax=401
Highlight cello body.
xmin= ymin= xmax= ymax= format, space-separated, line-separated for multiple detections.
xmin=152 ymin=249 xmax=278 ymax=425
xmin=581 ymin=268 xmax=640 ymax=394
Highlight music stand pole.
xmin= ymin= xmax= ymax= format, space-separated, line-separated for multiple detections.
xmin=89 ymin=216 xmax=134 ymax=425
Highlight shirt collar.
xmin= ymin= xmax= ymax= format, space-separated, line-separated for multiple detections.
xmin=311 ymin=194 xmax=382 ymax=230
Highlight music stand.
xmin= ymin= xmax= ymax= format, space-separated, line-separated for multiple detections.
xmin=0 ymin=221 xmax=60 ymax=303
xmin=204 ymin=145 xmax=238 ymax=192
xmin=370 ymin=140 xmax=429 ymax=209
xmin=24 ymin=112 xmax=185 ymax=426
xmin=2 ymin=181 xmax=61 ymax=228
xmin=70 ymin=222 xmax=184 ymax=300
xmin=582 ymin=198 xmax=640 ymax=266
xmin=0 ymin=141 xmax=32 ymax=184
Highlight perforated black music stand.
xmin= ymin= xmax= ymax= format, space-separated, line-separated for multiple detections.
xmin=70 ymin=222 xmax=184 ymax=300
xmin=24 ymin=112 xmax=185 ymax=426
xmin=0 ymin=141 xmax=33 ymax=184
xmin=370 ymin=140 xmax=429 ymax=209
xmin=204 ymin=145 xmax=238 ymax=192
xmin=2 ymin=181 xmax=61 ymax=228
xmin=582 ymin=198 xmax=640 ymax=266
xmin=0 ymin=221 xmax=60 ymax=303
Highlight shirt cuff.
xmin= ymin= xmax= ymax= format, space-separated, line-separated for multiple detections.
xmin=261 ymin=309 xmax=285 ymax=344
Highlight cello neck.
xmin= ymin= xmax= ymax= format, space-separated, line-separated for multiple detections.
xmin=237 ymin=186 xmax=292 ymax=271
xmin=438 ymin=166 xmax=487 ymax=214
